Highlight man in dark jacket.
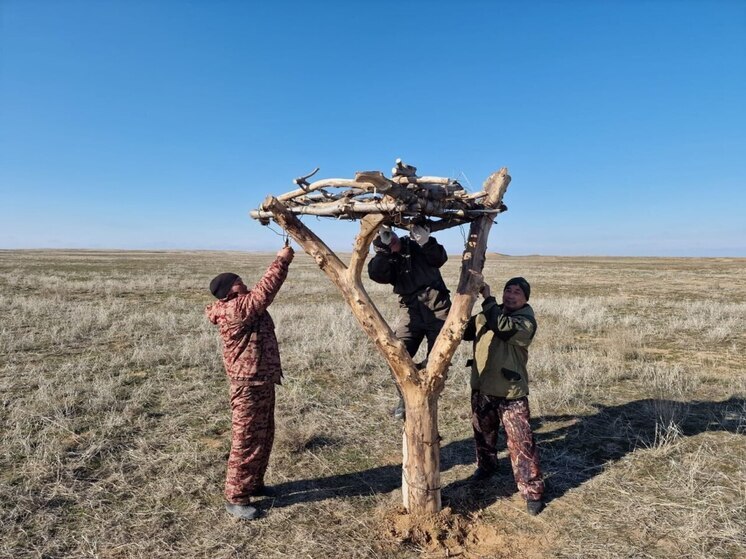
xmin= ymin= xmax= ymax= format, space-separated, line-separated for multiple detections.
xmin=463 ymin=276 xmax=545 ymax=515
xmin=368 ymin=225 xmax=451 ymax=419
xmin=205 ymin=245 xmax=294 ymax=520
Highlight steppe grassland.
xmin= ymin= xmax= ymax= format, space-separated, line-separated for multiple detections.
xmin=0 ymin=250 xmax=744 ymax=558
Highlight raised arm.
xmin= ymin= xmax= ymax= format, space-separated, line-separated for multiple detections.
xmin=481 ymin=297 xmax=536 ymax=347
xmin=462 ymin=315 xmax=477 ymax=341
xmin=368 ymin=251 xmax=398 ymax=285
xmin=419 ymin=237 xmax=448 ymax=268
xmin=235 ymin=247 xmax=294 ymax=321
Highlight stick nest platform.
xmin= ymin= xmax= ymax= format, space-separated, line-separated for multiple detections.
xmin=249 ymin=159 xmax=507 ymax=233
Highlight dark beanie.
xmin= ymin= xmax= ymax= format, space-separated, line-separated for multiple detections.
xmin=504 ymin=277 xmax=530 ymax=300
xmin=210 ymin=272 xmax=239 ymax=299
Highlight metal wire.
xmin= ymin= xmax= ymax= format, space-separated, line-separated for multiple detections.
xmin=264 ymin=222 xmax=289 ymax=245
xmin=459 ymin=223 xmax=468 ymax=247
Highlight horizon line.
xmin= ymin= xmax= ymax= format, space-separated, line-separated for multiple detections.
xmin=1 ymin=247 xmax=744 ymax=259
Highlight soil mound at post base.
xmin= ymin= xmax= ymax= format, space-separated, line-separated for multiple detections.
xmin=377 ymin=506 xmax=546 ymax=558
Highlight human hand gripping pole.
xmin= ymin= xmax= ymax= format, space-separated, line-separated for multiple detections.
xmin=277 ymin=244 xmax=294 ymax=263
xmin=480 ymin=282 xmax=491 ymax=299
xmin=379 ymin=226 xmax=394 ymax=246
xmin=468 ymin=270 xmax=487 ymax=297
xmin=373 ymin=226 xmax=398 ymax=254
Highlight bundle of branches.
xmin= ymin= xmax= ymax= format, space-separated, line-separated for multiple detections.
xmin=249 ymin=159 xmax=507 ymax=232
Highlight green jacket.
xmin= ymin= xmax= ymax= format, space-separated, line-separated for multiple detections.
xmin=463 ymin=297 xmax=537 ymax=399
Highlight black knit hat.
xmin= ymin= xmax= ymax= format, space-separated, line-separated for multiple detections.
xmin=210 ymin=272 xmax=239 ymax=299
xmin=504 ymin=277 xmax=530 ymax=301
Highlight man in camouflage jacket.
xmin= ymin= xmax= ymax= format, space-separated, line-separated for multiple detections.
xmin=205 ymin=245 xmax=294 ymax=520
xmin=463 ymin=276 xmax=545 ymax=515
xmin=368 ymin=225 xmax=451 ymax=419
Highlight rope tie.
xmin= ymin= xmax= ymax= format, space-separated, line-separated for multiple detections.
xmin=421 ymin=435 xmax=442 ymax=446
xmin=401 ymin=471 xmax=442 ymax=493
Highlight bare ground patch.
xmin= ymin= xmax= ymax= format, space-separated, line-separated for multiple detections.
xmin=378 ymin=505 xmax=555 ymax=558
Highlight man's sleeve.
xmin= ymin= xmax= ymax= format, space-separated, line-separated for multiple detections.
xmin=420 ymin=237 xmax=448 ymax=268
xmin=235 ymin=254 xmax=291 ymax=322
xmin=368 ymin=254 xmax=397 ymax=284
xmin=481 ymin=297 xmax=536 ymax=347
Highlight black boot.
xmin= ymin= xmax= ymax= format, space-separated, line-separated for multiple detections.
xmin=526 ymin=499 xmax=545 ymax=516
xmin=469 ymin=466 xmax=497 ymax=481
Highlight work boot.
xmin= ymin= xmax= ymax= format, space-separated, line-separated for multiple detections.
xmin=225 ymin=502 xmax=259 ymax=520
xmin=526 ymin=499 xmax=545 ymax=516
xmin=392 ymin=396 xmax=405 ymax=421
xmin=469 ymin=466 xmax=497 ymax=482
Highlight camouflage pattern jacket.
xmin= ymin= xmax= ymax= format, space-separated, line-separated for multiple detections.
xmin=464 ymin=297 xmax=537 ymax=399
xmin=205 ymin=254 xmax=290 ymax=385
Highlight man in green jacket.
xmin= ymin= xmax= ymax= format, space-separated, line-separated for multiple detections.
xmin=463 ymin=276 xmax=545 ymax=515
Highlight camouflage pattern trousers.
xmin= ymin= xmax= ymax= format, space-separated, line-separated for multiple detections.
xmin=471 ymin=390 xmax=544 ymax=501
xmin=225 ymin=381 xmax=276 ymax=505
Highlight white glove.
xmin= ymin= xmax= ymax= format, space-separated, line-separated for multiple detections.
xmin=379 ymin=226 xmax=394 ymax=245
xmin=410 ymin=225 xmax=430 ymax=246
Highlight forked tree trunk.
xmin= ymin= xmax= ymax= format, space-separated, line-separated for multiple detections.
xmin=261 ymin=169 xmax=511 ymax=515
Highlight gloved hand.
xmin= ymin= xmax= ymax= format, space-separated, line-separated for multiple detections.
xmin=372 ymin=236 xmax=392 ymax=254
xmin=379 ymin=226 xmax=394 ymax=246
xmin=410 ymin=224 xmax=430 ymax=246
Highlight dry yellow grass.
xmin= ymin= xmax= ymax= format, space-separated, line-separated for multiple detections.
xmin=1 ymin=250 xmax=744 ymax=558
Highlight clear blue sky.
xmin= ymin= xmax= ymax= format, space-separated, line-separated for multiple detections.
xmin=1 ymin=0 xmax=744 ymax=256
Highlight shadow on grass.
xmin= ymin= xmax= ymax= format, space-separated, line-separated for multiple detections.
xmin=264 ymin=397 xmax=744 ymax=511
xmin=535 ymin=396 xmax=745 ymax=506
xmin=265 ymin=438 xmax=476 ymax=509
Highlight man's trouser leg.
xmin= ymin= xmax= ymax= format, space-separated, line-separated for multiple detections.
xmin=499 ymin=397 xmax=544 ymax=501
xmin=394 ymin=303 xmax=427 ymax=358
xmin=470 ymin=390 xmax=500 ymax=472
xmin=422 ymin=288 xmax=450 ymax=355
xmin=225 ymin=381 xmax=276 ymax=504
xmin=392 ymin=304 xmax=427 ymax=418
